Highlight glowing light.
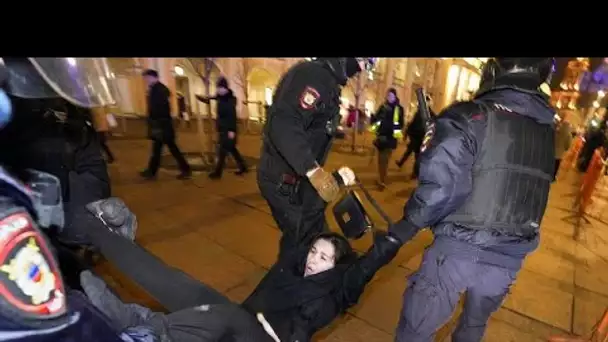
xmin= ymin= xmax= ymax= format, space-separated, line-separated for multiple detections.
xmin=265 ymin=87 xmax=273 ymax=106
xmin=593 ymin=101 xmax=600 ymax=108
xmin=174 ymin=66 xmax=184 ymax=76
xmin=66 ymin=58 xmax=76 ymax=66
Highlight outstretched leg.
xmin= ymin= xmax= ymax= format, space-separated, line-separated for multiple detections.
xmin=81 ymin=208 xmax=231 ymax=312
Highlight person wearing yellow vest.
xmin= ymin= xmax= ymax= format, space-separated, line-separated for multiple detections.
xmin=369 ymin=88 xmax=404 ymax=190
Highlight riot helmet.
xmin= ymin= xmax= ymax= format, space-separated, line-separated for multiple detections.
xmin=317 ymin=58 xmax=377 ymax=85
xmin=2 ymin=58 xmax=116 ymax=108
xmin=479 ymin=58 xmax=556 ymax=91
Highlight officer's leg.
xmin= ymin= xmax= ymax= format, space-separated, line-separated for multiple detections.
xmin=451 ymin=265 xmax=518 ymax=342
xmin=146 ymin=140 xmax=164 ymax=175
xmin=297 ymin=183 xmax=329 ymax=248
xmin=395 ymin=243 xmax=472 ymax=342
xmin=258 ymin=178 xmax=303 ymax=257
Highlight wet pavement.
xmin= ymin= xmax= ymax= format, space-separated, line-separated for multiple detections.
xmin=97 ymin=119 xmax=608 ymax=341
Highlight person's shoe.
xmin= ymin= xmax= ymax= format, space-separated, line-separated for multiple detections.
xmin=177 ymin=170 xmax=192 ymax=180
xmin=395 ymin=161 xmax=403 ymax=169
xmin=375 ymin=180 xmax=386 ymax=191
xmin=139 ymin=170 xmax=156 ymax=180
xmin=208 ymin=172 xmax=221 ymax=180
xmin=234 ymin=168 xmax=249 ymax=176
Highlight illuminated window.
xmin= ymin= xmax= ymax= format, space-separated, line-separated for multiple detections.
xmin=457 ymin=69 xmax=470 ymax=100
xmin=445 ymin=65 xmax=461 ymax=104
xmin=467 ymin=73 xmax=480 ymax=93
xmin=265 ymin=87 xmax=273 ymax=105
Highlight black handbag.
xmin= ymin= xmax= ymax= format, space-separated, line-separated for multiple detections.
xmin=332 ymin=180 xmax=393 ymax=240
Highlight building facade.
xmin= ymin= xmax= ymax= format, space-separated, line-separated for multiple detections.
xmin=107 ymin=57 xmax=487 ymax=123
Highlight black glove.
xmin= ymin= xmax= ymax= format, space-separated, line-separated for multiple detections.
xmin=85 ymin=197 xmax=137 ymax=241
xmin=369 ymin=230 xmax=403 ymax=265
xmin=388 ymin=218 xmax=419 ymax=245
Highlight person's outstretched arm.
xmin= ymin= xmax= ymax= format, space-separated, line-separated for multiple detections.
xmin=340 ymin=231 xmax=402 ymax=308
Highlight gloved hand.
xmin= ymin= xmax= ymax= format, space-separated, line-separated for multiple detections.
xmin=308 ymin=166 xmax=357 ymax=202
xmin=307 ymin=167 xmax=341 ymax=202
xmin=388 ymin=218 xmax=419 ymax=245
xmin=370 ymin=230 xmax=403 ymax=264
xmin=85 ymin=197 xmax=138 ymax=241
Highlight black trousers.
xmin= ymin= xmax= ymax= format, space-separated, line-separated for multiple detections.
xmin=81 ymin=225 xmax=272 ymax=342
xmin=213 ymin=133 xmax=247 ymax=175
xmin=147 ymin=138 xmax=190 ymax=175
xmin=258 ymin=174 xmax=328 ymax=257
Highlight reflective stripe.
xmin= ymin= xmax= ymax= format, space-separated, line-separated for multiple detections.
xmin=369 ymin=106 xmax=402 ymax=138
xmin=392 ymin=106 xmax=402 ymax=138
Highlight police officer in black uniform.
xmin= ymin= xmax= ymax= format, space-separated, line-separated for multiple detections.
xmin=258 ymin=58 xmax=374 ymax=256
xmin=0 ymin=57 xmax=153 ymax=341
xmin=388 ymin=58 xmax=556 ymax=342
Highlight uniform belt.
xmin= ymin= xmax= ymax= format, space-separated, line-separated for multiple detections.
xmin=433 ymin=236 xmax=525 ymax=271
xmin=281 ymin=174 xmax=299 ymax=185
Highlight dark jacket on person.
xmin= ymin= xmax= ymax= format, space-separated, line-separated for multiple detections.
xmin=147 ymin=81 xmax=175 ymax=142
xmin=214 ymin=89 xmax=238 ymax=134
xmin=371 ymin=100 xmax=405 ymax=140
xmin=241 ymin=232 xmax=399 ymax=341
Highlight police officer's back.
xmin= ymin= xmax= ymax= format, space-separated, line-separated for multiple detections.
xmin=389 ymin=58 xmax=557 ymax=342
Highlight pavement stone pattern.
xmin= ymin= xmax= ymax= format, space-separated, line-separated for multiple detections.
xmin=95 ymin=119 xmax=608 ymax=341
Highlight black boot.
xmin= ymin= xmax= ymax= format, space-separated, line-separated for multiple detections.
xmin=139 ymin=170 xmax=156 ymax=180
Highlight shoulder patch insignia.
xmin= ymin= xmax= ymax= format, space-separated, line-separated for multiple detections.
xmin=420 ymin=123 xmax=436 ymax=153
xmin=299 ymin=86 xmax=320 ymax=110
xmin=0 ymin=213 xmax=66 ymax=319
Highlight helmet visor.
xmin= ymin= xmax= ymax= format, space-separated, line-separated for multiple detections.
xmin=28 ymin=58 xmax=117 ymax=108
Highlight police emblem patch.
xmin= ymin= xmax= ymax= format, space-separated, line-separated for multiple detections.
xmin=299 ymin=86 xmax=320 ymax=110
xmin=0 ymin=213 xmax=66 ymax=319
xmin=420 ymin=123 xmax=435 ymax=153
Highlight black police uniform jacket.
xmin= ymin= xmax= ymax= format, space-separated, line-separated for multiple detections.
xmin=0 ymin=170 xmax=132 ymax=342
xmin=241 ymin=233 xmax=400 ymax=342
xmin=392 ymin=74 xmax=556 ymax=257
xmin=258 ymin=60 xmax=341 ymax=181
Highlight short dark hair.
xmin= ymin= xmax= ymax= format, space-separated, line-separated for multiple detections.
xmin=142 ymin=69 xmax=159 ymax=78
xmin=387 ymin=88 xmax=397 ymax=96
xmin=312 ymin=232 xmax=354 ymax=264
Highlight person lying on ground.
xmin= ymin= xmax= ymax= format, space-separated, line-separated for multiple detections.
xmin=77 ymin=198 xmax=403 ymax=342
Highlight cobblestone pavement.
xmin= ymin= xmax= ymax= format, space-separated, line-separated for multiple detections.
xmin=95 ymin=119 xmax=608 ymax=341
